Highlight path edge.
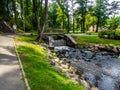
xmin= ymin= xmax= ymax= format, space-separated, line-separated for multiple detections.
xmin=13 ymin=38 xmax=31 ymax=90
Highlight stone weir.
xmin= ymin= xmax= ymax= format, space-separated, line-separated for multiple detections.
xmin=45 ymin=34 xmax=77 ymax=49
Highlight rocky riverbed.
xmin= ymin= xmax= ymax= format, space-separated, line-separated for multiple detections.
xmin=53 ymin=46 xmax=120 ymax=90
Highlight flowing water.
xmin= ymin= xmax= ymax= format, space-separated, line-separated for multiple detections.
xmin=54 ymin=46 xmax=120 ymax=90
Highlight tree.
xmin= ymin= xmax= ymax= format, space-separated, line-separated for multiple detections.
xmin=36 ymin=0 xmax=48 ymax=41
xmin=48 ymin=2 xmax=59 ymax=29
xmin=12 ymin=0 xmax=18 ymax=28
xmin=71 ymin=0 xmax=76 ymax=32
xmin=57 ymin=0 xmax=70 ymax=33
xmin=106 ymin=17 xmax=120 ymax=30
xmin=94 ymin=0 xmax=108 ymax=32
xmin=32 ymin=0 xmax=40 ymax=34
xmin=77 ymin=0 xmax=88 ymax=33
xmin=110 ymin=1 xmax=120 ymax=17
xmin=85 ymin=13 xmax=97 ymax=31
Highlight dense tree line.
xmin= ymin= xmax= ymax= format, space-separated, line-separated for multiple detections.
xmin=0 ymin=0 xmax=120 ymax=36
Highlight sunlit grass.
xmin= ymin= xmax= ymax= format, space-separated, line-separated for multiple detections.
xmin=15 ymin=36 xmax=85 ymax=90
xmin=73 ymin=36 xmax=120 ymax=46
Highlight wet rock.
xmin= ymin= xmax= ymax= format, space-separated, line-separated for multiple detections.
xmin=101 ymin=51 xmax=108 ymax=55
xmin=75 ymin=70 xmax=84 ymax=77
xmin=84 ymin=51 xmax=94 ymax=59
xmin=84 ymin=59 xmax=91 ymax=62
xmin=73 ymin=59 xmax=78 ymax=62
xmin=83 ymin=73 xmax=97 ymax=87
xmin=65 ymin=52 xmax=69 ymax=58
xmin=116 ymin=47 xmax=120 ymax=53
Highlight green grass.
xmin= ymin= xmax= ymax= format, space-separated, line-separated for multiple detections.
xmin=73 ymin=36 xmax=120 ymax=46
xmin=15 ymin=36 xmax=85 ymax=90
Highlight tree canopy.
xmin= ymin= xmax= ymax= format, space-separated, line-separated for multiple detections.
xmin=0 ymin=0 xmax=120 ymax=34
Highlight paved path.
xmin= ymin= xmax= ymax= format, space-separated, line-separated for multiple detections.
xmin=0 ymin=35 xmax=25 ymax=90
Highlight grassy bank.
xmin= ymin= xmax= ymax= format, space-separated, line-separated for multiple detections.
xmin=15 ymin=36 xmax=85 ymax=90
xmin=73 ymin=36 xmax=120 ymax=46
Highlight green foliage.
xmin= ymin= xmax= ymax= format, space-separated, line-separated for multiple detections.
xmin=15 ymin=36 xmax=85 ymax=90
xmin=85 ymin=13 xmax=97 ymax=30
xmin=48 ymin=3 xmax=59 ymax=28
xmin=98 ymin=30 xmax=120 ymax=40
xmin=115 ymin=29 xmax=120 ymax=39
xmin=106 ymin=17 xmax=120 ymax=30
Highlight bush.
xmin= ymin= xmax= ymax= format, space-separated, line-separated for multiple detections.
xmin=115 ymin=29 xmax=120 ymax=39
xmin=98 ymin=30 xmax=120 ymax=40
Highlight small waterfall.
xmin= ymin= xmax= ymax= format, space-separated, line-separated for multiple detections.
xmin=54 ymin=39 xmax=66 ymax=46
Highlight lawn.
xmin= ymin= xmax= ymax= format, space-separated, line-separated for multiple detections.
xmin=73 ymin=35 xmax=120 ymax=46
xmin=15 ymin=36 xmax=85 ymax=90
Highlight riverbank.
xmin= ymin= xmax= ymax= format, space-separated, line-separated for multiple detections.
xmin=14 ymin=35 xmax=85 ymax=90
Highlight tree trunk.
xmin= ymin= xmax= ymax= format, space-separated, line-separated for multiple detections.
xmin=96 ymin=17 xmax=100 ymax=32
xmin=33 ymin=0 xmax=40 ymax=34
xmin=40 ymin=0 xmax=43 ymax=29
xmin=73 ymin=16 xmax=74 ymax=32
xmin=6 ymin=0 xmax=10 ymax=18
xmin=62 ymin=14 xmax=64 ymax=30
xmin=36 ymin=0 xmax=48 ymax=42
xmin=83 ymin=16 xmax=85 ymax=33
xmin=67 ymin=14 xmax=69 ymax=33
xmin=67 ymin=1 xmax=69 ymax=33
xmin=20 ymin=0 xmax=25 ymax=32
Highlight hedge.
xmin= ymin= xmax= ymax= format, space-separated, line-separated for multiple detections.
xmin=98 ymin=30 xmax=120 ymax=40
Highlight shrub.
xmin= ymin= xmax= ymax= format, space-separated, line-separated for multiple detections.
xmin=115 ymin=29 xmax=120 ymax=39
xmin=98 ymin=30 xmax=120 ymax=40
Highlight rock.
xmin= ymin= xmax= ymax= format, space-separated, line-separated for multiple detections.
xmin=50 ymin=60 xmax=56 ymax=66
xmin=85 ymin=59 xmax=91 ymax=62
xmin=91 ymin=87 xmax=99 ymax=90
xmin=49 ymin=55 xmax=54 ymax=59
xmin=75 ymin=70 xmax=84 ymax=78
xmin=68 ymin=67 xmax=75 ymax=74
xmin=84 ymin=51 xmax=93 ymax=59
xmin=73 ymin=59 xmax=78 ymax=62
xmin=54 ymin=58 xmax=59 ymax=62
xmin=81 ymin=80 xmax=91 ymax=90
xmin=53 ymin=66 xmax=62 ymax=72
xmin=116 ymin=47 xmax=120 ymax=52
xmin=65 ymin=52 xmax=69 ymax=58
xmin=83 ymin=73 xmax=97 ymax=87
xmin=112 ymin=47 xmax=119 ymax=54
xmin=61 ymin=64 xmax=68 ymax=69
xmin=101 ymin=51 xmax=108 ymax=55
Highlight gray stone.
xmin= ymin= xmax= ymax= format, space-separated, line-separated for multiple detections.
xmin=84 ymin=51 xmax=93 ymax=59
xmin=83 ymin=73 xmax=97 ymax=87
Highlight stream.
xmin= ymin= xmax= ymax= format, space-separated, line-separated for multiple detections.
xmin=54 ymin=46 xmax=120 ymax=90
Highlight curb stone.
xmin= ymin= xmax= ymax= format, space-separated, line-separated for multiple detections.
xmin=13 ymin=38 xmax=31 ymax=90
